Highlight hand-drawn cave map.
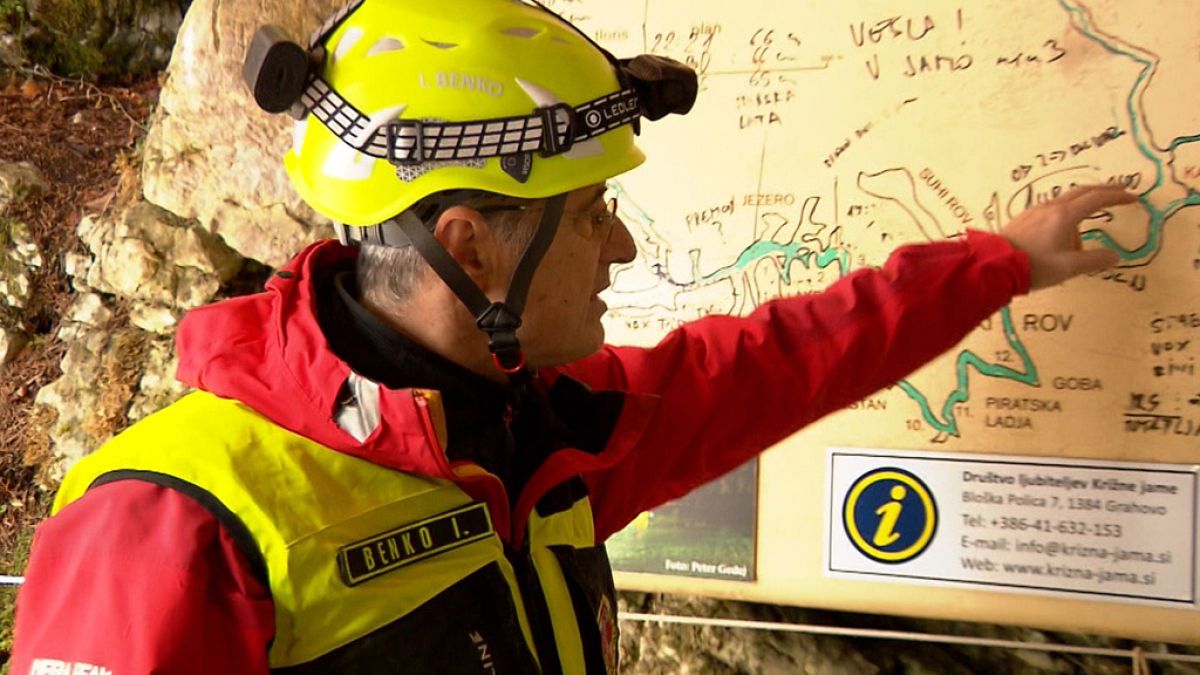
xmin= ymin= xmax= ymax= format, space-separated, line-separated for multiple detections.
xmin=557 ymin=0 xmax=1200 ymax=580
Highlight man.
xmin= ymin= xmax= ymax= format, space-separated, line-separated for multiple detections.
xmin=11 ymin=0 xmax=1134 ymax=673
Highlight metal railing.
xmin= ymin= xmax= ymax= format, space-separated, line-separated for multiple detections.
xmin=618 ymin=611 xmax=1200 ymax=674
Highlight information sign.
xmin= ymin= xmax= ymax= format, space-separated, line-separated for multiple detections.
xmin=827 ymin=449 xmax=1198 ymax=606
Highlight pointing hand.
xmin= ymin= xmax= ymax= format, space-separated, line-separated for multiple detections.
xmin=1001 ymin=185 xmax=1136 ymax=291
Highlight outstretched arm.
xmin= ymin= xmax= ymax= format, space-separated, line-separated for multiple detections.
xmin=569 ymin=186 xmax=1135 ymax=542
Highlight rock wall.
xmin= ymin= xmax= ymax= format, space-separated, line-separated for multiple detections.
xmin=0 ymin=162 xmax=46 ymax=369
xmin=37 ymin=202 xmax=240 ymax=471
xmin=20 ymin=0 xmax=331 ymax=478
xmin=138 ymin=0 xmax=333 ymax=268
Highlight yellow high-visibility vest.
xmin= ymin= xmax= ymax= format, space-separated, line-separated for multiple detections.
xmin=56 ymin=390 xmax=616 ymax=673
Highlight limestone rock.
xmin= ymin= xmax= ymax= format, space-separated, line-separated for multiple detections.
xmin=129 ymin=302 xmax=181 ymax=334
xmin=0 ymin=168 xmax=46 ymax=311
xmin=127 ymin=336 xmax=187 ymax=423
xmin=56 ymin=292 xmax=113 ymax=344
xmin=65 ymin=292 xmax=113 ymax=328
xmin=0 ymin=324 xmax=28 ymax=368
xmin=35 ymin=327 xmax=111 ymax=476
xmin=39 ymin=287 xmax=185 ymax=475
xmin=0 ymin=221 xmax=40 ymax=309
xmin=0 ymin=264 xmax=29 ymax=309
xmin=37 ymin=319 xmax=158 ymax=477
xmin=7 ymin=219 xmax=43 ymax=269
xmin=140 ymin=0 xmax=336 ymax=267
xmin=0 ymin=161 xmax=47 ymax=214
xmin=0 ymin=32 xmax=22 ymax=68
xmin=210 ymin=201 xmax=319 ymax=273
xmin=74 ymin=200 xmax=243 ymax=309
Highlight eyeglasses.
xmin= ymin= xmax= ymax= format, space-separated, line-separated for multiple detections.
xmin=474 ymin=201 xmax=532 ymax=215
xmin=477 ymin=195 xmax=620 ymax=237
xmin=592 ymin=196 xmax=620 ymax=232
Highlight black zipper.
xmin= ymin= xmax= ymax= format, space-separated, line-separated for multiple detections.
xmin=497 ymin=385 xmax=569 ymax=674
xmin=505 ymin=540 xmax=564 ymax=675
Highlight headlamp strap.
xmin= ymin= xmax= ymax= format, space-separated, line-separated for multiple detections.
xmin=394 ymin=212 xmax=492 ymax=319
xmin=246 ymin=5 xmax=696 ymax=160
xmin=392 ymin=193 xmax=568 ymax=380
xmin=299 ymin=74 xmax=641 ymax=169
xmin=307 ymin=0 xmax=366 ymax=49
xmin=503 ymin=193 xmax=566 ymax=318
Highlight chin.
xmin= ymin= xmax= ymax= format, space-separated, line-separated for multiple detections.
xmin=539 ymin=332 xmax=606 ymax=368
xmin=567 ymin=337 xmax=606 ymax=364
xmin=588 ymin=323 xmax=607 ymax=353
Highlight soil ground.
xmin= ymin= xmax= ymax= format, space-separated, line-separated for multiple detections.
xmin=0 ymin=66 xmax=158 ymax=664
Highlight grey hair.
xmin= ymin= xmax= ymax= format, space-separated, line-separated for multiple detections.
xmin=356 ymin=192 xmax=535 ymax=309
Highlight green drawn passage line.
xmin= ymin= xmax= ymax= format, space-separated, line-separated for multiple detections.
xmin=609 ymin=180 xmax=654 ymax=228
xmin=698 ymin=240 xmax=849 ymax=285
xmin=897 ymin=307 xmax=1039 ymax=436
xmin=900 ymin=1 xmax=1167 ymax=436
xmin=691 ymin=224 xmax=1040 ymax=438
xmin=902 ymin=0 xmax=1198 ymax=435
xmin=703 ymin=235 xmax=1038 ymax=438
xmin=1058 ymin=0 xmax=1159 ymax=181
xmin=1059 ymin=0 xmax=1200 ymax=262
xmin=1168 ymin=134 xmax=1200 ymax=152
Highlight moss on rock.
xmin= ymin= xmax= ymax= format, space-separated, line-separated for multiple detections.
xmin=15 ymin=0 xmax=185 ymax=78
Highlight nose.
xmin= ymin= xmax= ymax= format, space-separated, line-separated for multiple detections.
xmin=604 ymin=215 xmax=637 ymax=265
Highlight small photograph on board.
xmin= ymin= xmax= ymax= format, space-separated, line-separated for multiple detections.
xmin=607 ymin=459 xmax=758 ymax=581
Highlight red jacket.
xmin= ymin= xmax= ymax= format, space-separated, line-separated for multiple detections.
xmin=11 ymin=232 xmax=1028 ymax=673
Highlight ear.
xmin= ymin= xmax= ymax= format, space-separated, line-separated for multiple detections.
xmin=432 ymin=206 xmax=513 ymax=298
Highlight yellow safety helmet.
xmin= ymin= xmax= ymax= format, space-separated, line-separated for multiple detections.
xmin=255 ymin=0 xmax=661 ymax=226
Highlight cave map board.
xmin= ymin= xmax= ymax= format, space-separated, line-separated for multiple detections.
xmin=578 ymin=0 xmax=1200 ymax=644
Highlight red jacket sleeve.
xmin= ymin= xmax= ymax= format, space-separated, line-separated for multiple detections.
xmin=564 ymin=230 xmax=1030 ymax=541
xmin=10 ymin=480 xmax=274 ymax=674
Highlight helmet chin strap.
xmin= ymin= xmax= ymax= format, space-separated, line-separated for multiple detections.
xmin=393 ymin=193 xmax=569 ymax=384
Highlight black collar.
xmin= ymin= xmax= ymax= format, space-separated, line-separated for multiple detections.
xmin=327 ymin=270 xmax=515 ymax=410
xmin=313 ymin=257 xmax=620 ymax=511
xmin=315 ymin=266 xmax=519 ymax=468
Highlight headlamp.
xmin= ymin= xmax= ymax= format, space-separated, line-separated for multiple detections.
xmin=242 ymin=25 xmax=697 ymax=139
xmin=242 ymin=25 xmax=312 ymax=116
xmin=619 ymin=54 xmax=699 ymax=121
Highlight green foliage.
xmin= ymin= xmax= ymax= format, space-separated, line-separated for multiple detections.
xmin=0 ymin=0 xmax=24 ymax=23
xmin=606 ymin=513 xmax=755 ymax=577
xmin=22 ymin=0 xmax=105 ymax=77
xmin=15 ymin=0 xmax=180 ymax=78
xmin=23 ymin=33 xmax=105 ymax=78
xmin=0 ymin=0 xmax=24 ymax=40
xmin=0 ymin=521 xmax=37 ymax=666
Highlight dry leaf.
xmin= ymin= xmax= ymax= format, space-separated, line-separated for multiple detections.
xmin=20 ymin=79 xmax=46 ymax=99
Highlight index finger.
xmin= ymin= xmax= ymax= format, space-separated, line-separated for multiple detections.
xmin=1060 ymin=184 xmax=1139 ymax=222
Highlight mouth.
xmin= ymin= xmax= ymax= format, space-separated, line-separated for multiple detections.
xmin=594 ymin=285 xmax=611 ymax=306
